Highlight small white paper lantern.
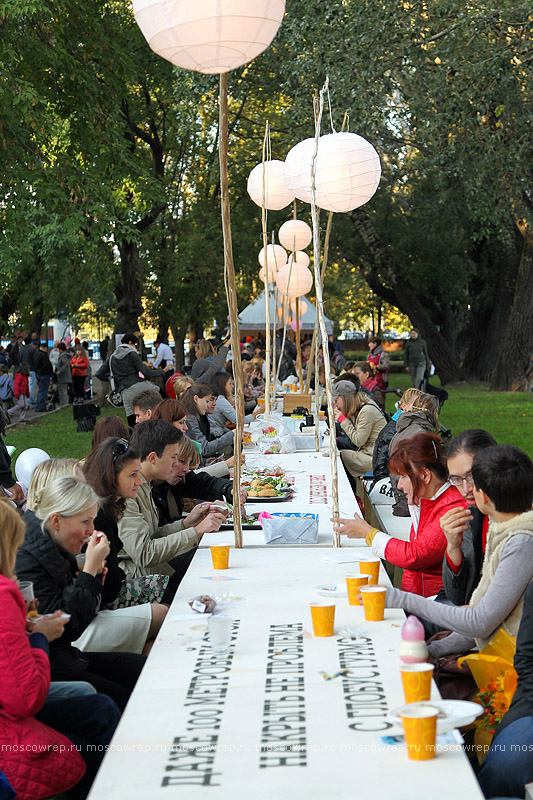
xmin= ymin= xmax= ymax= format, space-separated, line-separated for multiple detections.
xmin=258 ymin=244 xmax=286 ymax=271
xmin=247 ymin=160 xmax=294 ymax=210
xmin=259 ymin=265 xmax=277 ymax=284
xmin=132 ymin=0 xmax=286 ymax=75
xmin=278 ymin=219 xmax=312 ymax=251
xmin=287 ymin=250 xmax=310 ymax=268
xmin=276 ymin=262 xmax=313 ymax=298
xmin=290 ymin=297 xmax=309 ymax=315
xmin=284 ymin=132 xmax=381 ymax=213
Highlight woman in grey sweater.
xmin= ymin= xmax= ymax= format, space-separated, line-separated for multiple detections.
xmin=208 ymin=372 xmax=262 ymax=436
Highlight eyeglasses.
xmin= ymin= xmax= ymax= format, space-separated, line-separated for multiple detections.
xmin=112 ymin=439 xmax=130 ymax=461
xmin=449 ymin=473 xmax=474 ymax=487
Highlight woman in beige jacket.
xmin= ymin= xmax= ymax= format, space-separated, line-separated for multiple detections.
xmin=332 ymin=380 xmax=387 ymax=478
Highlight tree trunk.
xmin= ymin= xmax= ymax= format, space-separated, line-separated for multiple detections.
xmin=114 ymin=239 xmax=145 ymax=335
xmin=490 ymin=234 xmax=533 ymax=391
xmin=350 ymin=209 xmax=463 ymax=384
xmin=171 ymin=326 xmax=185 ymax=371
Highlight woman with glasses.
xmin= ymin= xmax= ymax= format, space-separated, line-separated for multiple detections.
xmin=440 ymin=429 xmax=497 ymax=605
xmin=82 ymin=437 xmax=168 ymax=631
xmin=15 ymin=476 xmax=146 ymax=710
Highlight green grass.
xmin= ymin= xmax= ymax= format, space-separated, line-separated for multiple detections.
xmin=5 ymin=406 xmax=128 ymax=462
xmin=4 ymin=381 xmax=532 ymax=467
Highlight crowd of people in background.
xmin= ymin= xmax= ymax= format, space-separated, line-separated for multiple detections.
xmin=0 ymin=326 xmax=531 ymax=800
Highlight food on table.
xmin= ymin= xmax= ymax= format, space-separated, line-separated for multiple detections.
xmin=189 ymin=595 xmax=217 ymax=614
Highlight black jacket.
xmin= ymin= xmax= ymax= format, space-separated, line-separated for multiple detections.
xmin=441 ymin=506 xmax=486 ymax=605
xmin=15 ymin=511 xmax=103 ymax=679
xmin=0 ymin=436 xmax=16 ymax=489
xmin=372 ymin=418 xmax=398 ymax=481
xmin=95 ymin=344 xmax=161 ymax=391
xmin=151 ymin=471 xmax=232 ymax=526
xmin=91 ymin=507 xmax=126 ymax=606
xmin=33 ymin=349 xmax=53 ymax=377
xmin=18 ymin=344 xmax=35 ymax=369
xmin=495 ymin=581 xmax=533 ymax=738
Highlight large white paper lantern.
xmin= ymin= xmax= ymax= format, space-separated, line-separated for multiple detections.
xmin=247 ymin=160 xmax=294 ymax=210
xmin=276 ymin=262 xmax=313 ymax=298
xmin=259 ymin=265 xmax=277 ymax=284
xmin=284 ymin=132 xmax=381 ymax=213
xmin=290 ymin=297 xmax=309 ymax=315
xmin=132 ymin=0 xmax=286 ymax=75
xmin=258 ymin=244 xmax=286 ymax=271
xmin=287 ymin=250 xmax=310 ymax=268
xmin=278 ymin=219 xmax=312 ymax=251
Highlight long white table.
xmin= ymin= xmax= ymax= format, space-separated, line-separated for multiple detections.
xmin=201 ymin=452 xmax=365 ymax=549
xmin=88 ymin=547 xmax=483 ymax=800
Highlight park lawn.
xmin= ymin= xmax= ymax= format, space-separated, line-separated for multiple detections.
xmin=4 ymin=406 xmax=128 ymax=462
xmin=4 ymin=380 xmax=532 ymax=465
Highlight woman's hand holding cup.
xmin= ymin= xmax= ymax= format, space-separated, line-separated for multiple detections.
xmin=84 ymin=531 xmax=110 ymax=576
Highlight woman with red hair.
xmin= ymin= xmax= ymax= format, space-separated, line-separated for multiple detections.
xmin=333 ymin=432 xmax=467 ymax=596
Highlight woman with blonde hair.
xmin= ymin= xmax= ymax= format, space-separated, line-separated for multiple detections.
xmin=26 ymin=457 xmax=82 ymax=511
xmin=15 ymin=476 xmax=146 ymax=709
xmin=332 ymin=380 xmax=387 ymax=479
xmin=173 ymin=374 xmax=194 ymax=399
xmin=0 ymin=498 xmax=120 ymax=800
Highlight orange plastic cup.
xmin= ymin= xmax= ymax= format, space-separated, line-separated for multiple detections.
xmin=358 ymin=559 xmax=381 ymax=585
xmin=360 ymin=586 xmax=386 ymax=621
xmin=400 ymin=706 xmax=438 ymax=761
xmin=401 ymin=664 xmax=435 ymax=704
xmin=210 ymin=545 xmax=230 ymax=570
xmin=345 ymin=573 xmax=370 ymax=606
xmin=310 ymin=603 xmax=335 ymax=637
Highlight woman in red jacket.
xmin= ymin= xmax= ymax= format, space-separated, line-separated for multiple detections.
xmin=332 ymin=432 xmax=468 ymax=597
xmin=70 ymin=345 xmax=89 ymax=404
xmin=0 ymin=499 xmax=119 ymax=800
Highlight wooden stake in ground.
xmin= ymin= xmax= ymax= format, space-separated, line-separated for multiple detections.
xmin=310 ymin=80 xmax=341 ymax=547
xmin=219 ymin=73 xmax=244 ymax=548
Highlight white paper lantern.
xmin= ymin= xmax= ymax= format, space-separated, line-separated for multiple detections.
xmin=132 ymin=0 xmax=286 ymax=75
xmin=287 ymin=250 xmax=310 ymax=268
xmin=284 ymin=132 xmax=381 ymax=213
xmin=276 ymin=262 xmax=313 ymax=298
xmin=259 ymin=265 xmax=277 ymax=284
xmin=290 ymin=298 xmax=309 ymax=315
xmin=258 ymin=244 xmax=286 ymax=271
xmin=278 ymin=219 xmax=312 ymax=251
xmin=247 ymin=160 xmax=294 ymax=210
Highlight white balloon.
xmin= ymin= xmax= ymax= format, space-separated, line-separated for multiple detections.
xmin=15 ymin=448 xmax=50 ymax=487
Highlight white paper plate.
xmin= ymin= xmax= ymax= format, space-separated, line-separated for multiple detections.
xmin=315 ymin=585 xmax=348 ymax=597
xmin=387 ymin=700 xmax=482 ymax=733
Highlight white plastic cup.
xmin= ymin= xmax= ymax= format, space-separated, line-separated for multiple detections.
xmin=208 ymin=616 xmax=232 ymax=653
xmin=19 ymin=581 xmax=34 ymax=602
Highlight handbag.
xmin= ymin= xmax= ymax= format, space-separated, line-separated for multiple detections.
xmin=105 ymin=354 xmax=123 ymax=408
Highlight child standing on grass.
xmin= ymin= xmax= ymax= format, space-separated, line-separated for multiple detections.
xmin=0 ymin=365 xmax=14 ymax=413
xmin=7 ymin=363 xmax=29 ymax=423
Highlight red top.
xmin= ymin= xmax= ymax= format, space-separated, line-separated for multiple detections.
xmin=13 ymin=373 xmax=29 ymax=398
xmin=70 ymin=355 xmax=89 ymax=377
xmin=362 ymin=375 xmax=379 ymax=393
xmin=0 ymin=577 xmax=85 ymax=797
xmin=384 ymin=485 xmax=468 ymax=597
xmin=367 ymin=350 xmax=388 ymax=389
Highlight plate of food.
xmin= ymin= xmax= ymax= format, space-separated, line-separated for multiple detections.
xmin=220 ymin=512 xmax=262 ymax=530
xmin=387 ymin=700 xmax=483 ymax=733
xmin=243 ymin=466 xmax=285 ymax=478
xmin=242 ymin=476 xmax=290 ymax=492
xmin=246 ymin=488 xmax=294 ymax=501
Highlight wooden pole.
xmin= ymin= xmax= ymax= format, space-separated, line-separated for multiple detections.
xmin=295 ymin=297 xmax=303 ymax=387
xmin=310 ymin=80 xmax=341 ymax=547
xmin=261 ymin=124 xmax=271 ymax=416
xmin=219 ymin=73 xmax=244 ymax=549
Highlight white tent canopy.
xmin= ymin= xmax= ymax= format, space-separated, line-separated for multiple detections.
xmin=238 ymin=289 xmax=334 ymax=335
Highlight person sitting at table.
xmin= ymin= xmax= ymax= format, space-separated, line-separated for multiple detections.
xmin=90 ymin=414 xmax=131 ymax=449
xmin=131 ymin=388 xmax=163 ymax=424
xmin=173 ymin=374 xmax=194 ymax=399
xmin=333 ymin=432 xmax=467 ymax=597
xmin=477 ymin=580 xmax=533 ymax=799
xmin=182 ymin=383 xmax=235 ymax=463
xmin=0 ymin=498 xmax=121 ymax=800
xmin=379 ymin=445 xmax=533 ymax=659
xmin=372 ymin=388 xmax=424 ymax=482
xmin=440 ymin=429 xmax=498 ymax=606
xmin=208 ymin=371 xmax=263 ymax=436
xmin=83 ymin=436 xmax=169 ymax=620
xmin=117 ymin=421 xmax=226 ymax=588
xmin=350 ymin=362 xmax=385 ymax=410
xmin=332 ymin=379 xmax=387 ymax=479
xmin=15 ymin=477 xmax=147 ymax=710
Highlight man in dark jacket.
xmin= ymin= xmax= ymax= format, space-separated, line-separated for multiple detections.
xmin=403 ymin=329 xmax=430 ymax=389
xmin=33 ymin=342 xmax=53 ymax=412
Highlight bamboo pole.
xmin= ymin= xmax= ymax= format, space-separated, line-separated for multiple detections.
xmin=310 ymin=79 xmax=341 ymax=547
xmin=314 ymin=310 xmax=321 ymax=451
xmin=261 ymin=124 xmax=271 ymax=416
xmin=219 ymin=73 xmax=244 ymax=549
xmin=295 ymin=296 xmax=303 ymax=387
